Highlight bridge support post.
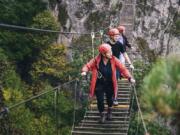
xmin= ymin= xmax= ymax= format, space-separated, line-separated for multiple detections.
xmin=54 ymin=87 xmax=60 ymax=135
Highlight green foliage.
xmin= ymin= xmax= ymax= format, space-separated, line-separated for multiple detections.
xmin=4 ymin=103 xmax=55 ymax=135
xmin=0 ymin=66 xmax=55 ymax=135
xmin=30 ymin=115 xmax=55 ymax=135
xmin=174 ymin=19 xmax=180 ymax=35
xmin=130 ymin=57 xmax=179 ymax=135
xmin=0 ymin=1 xmax=48 ymax=61
xmin=30 ymin=10 xmax=60 ymax=50
xmin=31 ymin=44 xmax=71 ymax=85
xmin=60 ymin=126 xmax=71 ymax=135
xmin=0 ymin=1 xmax=77 ymax=134
xmin=136 ymin=37 xmax=157 ymax=62
xmin=0 ymin=9 xmax=59 ymax=62
xmin=0 ymin=30 xmax=33 ymax=61
xmin=0 ymin=7 xmax=60 ymax=85
xmin=0 ymin=48 xmax=25 ymax=92
xmin=32 ymin=10 xmax=59 ymax=30
xmin=27 ymin=82 xmax=54 ymax=115
xmin=129 ymin=113 xmax=171 ymax=135
xmin=70 ymin=35 xmax=93 ymax=76
xmin=139 ymin=54 xmax=180 ymax=134
xmin=25 ymin=11 xmax=61 ymax=82
xmin=133 ymin=60 xmax=152 ymax=90
xmin=142 ymin=55 xmax=180 ymax=115
xmin=0 ymin=0 xmax=47 ymax=25
xmin=1 ymin=82 xmax=77 ymax=135
xmin=58 ymin=91 xmax=74 ymax=127
xmin=171 ymin=14 xmax=180 ymax=36
xmin=1 ymin=107 xmax=35 ymax=135
xmin=169 ymin=10 xmax=180 ymax=36
xmin=0 ymin=10 xmax=60 ymax=82
xmin=3 ymin=69 xmax=23 ymax=90
xmin=0 ymin=48 xmax=9 ymax=81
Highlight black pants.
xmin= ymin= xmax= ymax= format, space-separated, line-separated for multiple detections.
xmin=95 ymin=82 xmax=114 ymax=113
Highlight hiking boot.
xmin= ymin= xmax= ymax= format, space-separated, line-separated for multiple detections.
xmin=106 ymin=108 xmax=112 ymax=120
xmin=99 ymin=112 xmax=106 ymax=123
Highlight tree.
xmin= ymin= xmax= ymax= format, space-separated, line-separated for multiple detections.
xmin=30 ymin=43 xmax=71 ymax=85
xmin=0 ymin=0 xmax=47 ymax=25
xmin=141 ymin=54 xmax=180 ymax=134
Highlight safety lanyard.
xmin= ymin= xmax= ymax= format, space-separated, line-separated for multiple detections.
xmin=91 ymin=32 xmax=104 ymax=79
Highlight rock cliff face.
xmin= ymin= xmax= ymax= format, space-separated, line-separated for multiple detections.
xmin=50 ymin=0 xmax=122 ymax=32
xmin=49 ymin=0 xmax=123 ymax=60
xmin=134 ymin=0 xmax=180 ymax=57
xmin=49 ymin=0 xmax=180 ymax=60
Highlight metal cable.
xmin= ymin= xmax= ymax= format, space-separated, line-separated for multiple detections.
xmin=71 ymin=79 xmax=78 ymax=135
xmin=0 ymin=23 xmax=90 ymax=35
xmin=0 ymin=79 xmax=77 ymax=113
xmin=54 ymin=89 xmax=59 ymax=135
xmin=132 ymin=84 xmax=148 ymax=134
xmin=91 ymin=32 xmax=95 ymax=58
xmin=135 ymin=111 xmax=140 ymax=135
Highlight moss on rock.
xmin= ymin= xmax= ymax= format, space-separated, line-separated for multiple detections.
xmin=58 ymin=4 xmax=68 ymax=27
xmin=136 ymin=37 xmax=157 ymax=62
xmin=85 ymin=11 xmax=109 ymax=31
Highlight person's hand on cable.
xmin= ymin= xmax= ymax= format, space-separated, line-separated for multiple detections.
xmin=81 ymin=72 xmax=87 ymax=76
xmin=128 ymin=77 xmax=135 ymax=84
xmin=81 ymin=71 xmax=88 ymax=88
xmin=129 ymin=64 xmax=134 ymax=70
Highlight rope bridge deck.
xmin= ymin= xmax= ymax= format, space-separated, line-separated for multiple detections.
xmin=71 ymin=78 xmax=132 ymax=135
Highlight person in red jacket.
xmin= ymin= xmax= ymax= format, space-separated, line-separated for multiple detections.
xmin=81 ymin=43 xmax=135 ymax=123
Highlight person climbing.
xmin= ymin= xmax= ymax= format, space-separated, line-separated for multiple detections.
xmin=117 ymin=25 xmax=133 ymax=65
xmin=107 ymin=28 xmax=134 ymax=105
xmin=107 ymin=28 xmax=134 ymax=71
xmin=81 ymin=43 xmax=135 ymax=123
xmin=117 ymin=25 xmax=132 ymax=50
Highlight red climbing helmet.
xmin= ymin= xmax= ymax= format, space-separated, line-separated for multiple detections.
xmin=98 ymin=43 xmax=111 ymax=54
xmin=117 ymin=25 xmax=125 ymax=33
xmin=107 ymin=28 xmax=120 ymax=36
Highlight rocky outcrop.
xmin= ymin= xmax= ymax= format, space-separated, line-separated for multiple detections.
xmin=133 ymin=0 xmax=180 ymax=57
xmin=49 ymin=0 xmax=123 ymax=42
xmin=49 ymin=0 xmax=180 ymax=61
xmin=48 ymin=0 xmax=124 ymax=60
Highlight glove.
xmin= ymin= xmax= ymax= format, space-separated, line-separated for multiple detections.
xmin=130 ymin=78 xmax=136 ymax=84
xmin=81 ymin=72 xmax=87 ymax=76
xmin=130 ymin=64 xmax=134 ymax=70
xmin=128 ymin=77 xmax=135 ymax=84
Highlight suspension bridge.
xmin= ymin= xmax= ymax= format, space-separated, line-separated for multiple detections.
xmin=71 ymin=1 xmax=148 ymax=134
xmin=0 ymin=0 xmax=150 ymax=135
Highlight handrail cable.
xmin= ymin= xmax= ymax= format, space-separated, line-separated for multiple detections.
xmin=71 ymin=79 xmax=79 ymax=135
xmin=132 ymin=84 xmax=148 ymax=134
xmin=0 ymin=23 xmax=90 ymax=35
xmin=0 ymin=23 xmax=110 ymax=36
xmin=135 ymin=111 xmax=140 ymax=135
xmin=0 ymin=79 xmax=77 ymax=113
xmin=128 ymin=85 xmax=135 ymax=135
xmin=91 ymin=32 xmax=95 ymax=58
